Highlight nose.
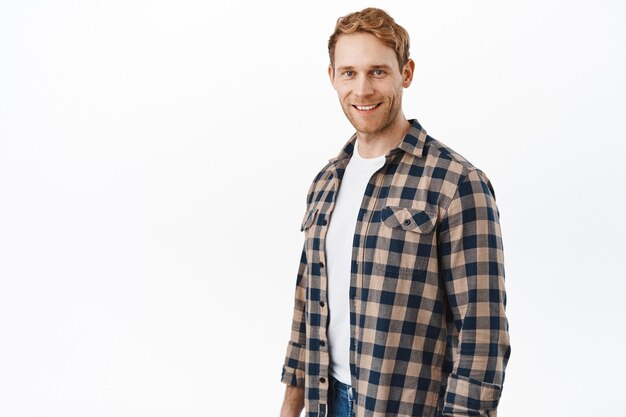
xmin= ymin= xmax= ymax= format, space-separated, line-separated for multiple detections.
xmin=354 ymin=75 xmax=374 ymax=98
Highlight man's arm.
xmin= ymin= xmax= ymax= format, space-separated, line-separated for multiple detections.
xmin=279 ymin=385 xmax=304 ymax=417
xmin=279 ymin=246 xmax=308 ymax=415
xmin=437 ymin=169 xmax=511 ymax=417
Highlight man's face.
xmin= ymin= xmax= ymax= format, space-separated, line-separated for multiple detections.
xmin=329 ymin=32 xmax=414 ymax=137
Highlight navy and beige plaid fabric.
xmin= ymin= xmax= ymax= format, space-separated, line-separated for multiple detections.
xmin=281 ymin=119 xmax=511 ymax=417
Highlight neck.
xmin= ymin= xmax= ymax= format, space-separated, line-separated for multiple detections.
xmin=356 ymin=114 xmax=410 ymax=158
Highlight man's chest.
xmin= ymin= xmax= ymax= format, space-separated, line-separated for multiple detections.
xmin=302 ymin=159 xmax=444 ymax=290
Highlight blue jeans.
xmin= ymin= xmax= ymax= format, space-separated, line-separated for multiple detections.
xmin=328 ymin=375 xmax=354 ymax=417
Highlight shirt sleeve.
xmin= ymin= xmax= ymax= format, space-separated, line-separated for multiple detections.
xmin=437 ymin=169 xmax=511 ymax=416
xmin=280 ymin=244 xmax=308 ymax=387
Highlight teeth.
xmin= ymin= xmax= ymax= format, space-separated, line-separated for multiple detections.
xmin=356 ymin=104 xmax=378 ymax=111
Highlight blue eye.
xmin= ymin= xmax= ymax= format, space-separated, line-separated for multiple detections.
xmin=373 ymin=69 xmax=385 ymax=76
xmin=343 ymin=71 xmax=354 ymax=77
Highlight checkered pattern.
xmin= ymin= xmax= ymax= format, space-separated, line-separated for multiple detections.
xmin=281 ymin=120 xmax=511 ymax=417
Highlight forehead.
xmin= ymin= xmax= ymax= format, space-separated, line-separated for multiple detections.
xmin=334 ymin=32 xmax=399 ymax=70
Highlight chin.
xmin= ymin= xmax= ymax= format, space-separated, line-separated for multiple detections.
xmin=351 ymin=118 xmax=389 ymax=135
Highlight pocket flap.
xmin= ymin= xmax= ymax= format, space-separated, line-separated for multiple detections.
xmin=381 ymin=206 xmax=437 ymax=233
xmin=300 ymin=208 xmax=318 ymax=231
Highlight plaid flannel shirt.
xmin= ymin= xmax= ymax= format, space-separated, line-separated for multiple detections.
xmin=281 ymin=119 xmax=511 ymax=417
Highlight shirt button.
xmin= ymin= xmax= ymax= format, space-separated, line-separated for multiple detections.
xmin=319 ymin=377 xmax=326 ymax=383
xmin=403 ymin=219 xmax=412 ymax=226
xmin=322 ymin=219 xmax=328 ymax=226
xmin=320 ymin=340 xmax=325 ymax=347
xmin=319 ymin=261 xmax=324 ymax=268
xmin=319 ymin=301 xmax=325 ymax=307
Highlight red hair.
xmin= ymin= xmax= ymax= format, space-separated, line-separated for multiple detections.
xmin=328 ymin=8 xmax=411 ymax=71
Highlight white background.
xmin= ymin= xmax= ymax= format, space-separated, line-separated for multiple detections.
xmin=1 ymin=1 xmax=625 ymax=416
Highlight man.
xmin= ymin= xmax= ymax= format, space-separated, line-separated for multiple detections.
xmin=279 ymin=8 xmax=510 ymax=417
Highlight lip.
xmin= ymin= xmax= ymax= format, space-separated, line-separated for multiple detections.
xmin=352 ymin=102 xmax=382 ymax=113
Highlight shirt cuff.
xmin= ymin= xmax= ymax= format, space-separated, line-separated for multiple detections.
xmin=443 ymin=374 xmax=502 ymax=417
xmin=280 ymin=341 xmax=306 ymax=387
xmin=281 ymin=365 xmax=305 ymax=387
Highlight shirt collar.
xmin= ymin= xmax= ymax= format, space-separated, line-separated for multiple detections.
xmin=329 ymin=119 xmax=427 ymax=164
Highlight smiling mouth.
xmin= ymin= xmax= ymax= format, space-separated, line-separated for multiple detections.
xmin=353 ymin=103 xmax=381 ymax=111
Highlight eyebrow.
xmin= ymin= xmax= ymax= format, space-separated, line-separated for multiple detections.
xmin=336 ymin=64 xmax=394 ymax=71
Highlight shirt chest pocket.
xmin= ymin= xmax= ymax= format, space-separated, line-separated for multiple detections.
xmin=300 ymin=207 xmax=318 ymax=232
xmin=373 ymin=206 xmax=437 ymax=277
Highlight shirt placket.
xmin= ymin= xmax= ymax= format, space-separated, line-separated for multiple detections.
xmin=315 ymin=165 xmax=343 ymax=409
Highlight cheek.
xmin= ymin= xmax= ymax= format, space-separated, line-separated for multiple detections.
xmin=337 ymin=89 xmax=351 ymax=102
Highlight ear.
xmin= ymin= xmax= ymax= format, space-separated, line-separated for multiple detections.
xmin=402 ymin=59 xmax=415 ymax=88
xmin=328 ymin=64 xmax=337 ymax=89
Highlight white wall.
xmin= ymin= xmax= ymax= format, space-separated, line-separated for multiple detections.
xmin=1 ymin=1 xmax=624 ymax=416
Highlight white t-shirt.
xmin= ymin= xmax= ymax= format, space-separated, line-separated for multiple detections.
xmin=325 ymin=139 xmax=386 ymax=385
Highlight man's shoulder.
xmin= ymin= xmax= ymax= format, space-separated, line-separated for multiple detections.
xmin=304 ymin=161 xmax=333 ymax=190
xmin=423 ymin=134 xmax=480 ymax=175
xmin=423 ymin=134 xmax=497 ymax=201
xmin=301 ymin=160 xmax=337 ymax=206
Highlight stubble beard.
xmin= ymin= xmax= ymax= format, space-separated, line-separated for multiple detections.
xmin=342 ymin=98 xmax=402 ymax=139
